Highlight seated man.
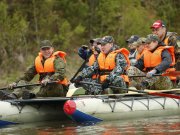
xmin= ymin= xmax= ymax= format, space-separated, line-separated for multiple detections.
xmin=150 ymin=20 xmax=178 ymax=85
xmin=78 ymin=38 xmax=102 ymax=61
xmin=0 ymin=40 xmax=69 ymax=100
xmin=75 ymin=36 xmax=130 ymax=94
xmin=127 ymin=34 xmax=175 ymax=90
xmin=73 ymin=38 xmax=102 ymax=94
xmin=134 ymin=37 xmax=147 ymax=60
xmin=126 ymin=35 xmax=139 ymax=66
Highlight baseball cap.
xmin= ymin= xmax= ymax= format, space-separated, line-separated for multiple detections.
xmin=40 ymin=40 xmax=53 ymax=49
xmin=100 ymin=36 xmax=114 ymax=45
xmin=150 ymin=20 xmax=166 ymax=29
xmin=126 ymin=35 xmax=139 ymax=44
xmin=145 ymin=34 xmax=160 ymax=44
xmin=89 ymin=38 xmax=102 ymax=44
xmin=133 ymin=37 xmax=147 ymax=46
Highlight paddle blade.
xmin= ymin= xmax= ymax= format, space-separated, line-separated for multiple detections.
xmin=149 ymin=92 xmax=180 ymax=99
xmin=162 ymin=71 xmax=180 ymax=77
xmin=66 ymin=88 xmax=78 ymax=97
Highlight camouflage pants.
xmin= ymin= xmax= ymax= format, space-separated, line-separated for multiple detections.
xmin=81 ymin=76 xmax=127 ymax=94
xmin=12 ymin=80 xmax=36 ymax=98
xmin=127 ymin=66 xmax=173 ymax=90
xmin=81 ymin=78 xmax=102 ymax=95
xmin=36 ymin=84 xmax=68 ymax=97
xmin=109 ymin=76 xmax=127 ymax=94
xmin=13 ymin=80 xmax=68 ymax=98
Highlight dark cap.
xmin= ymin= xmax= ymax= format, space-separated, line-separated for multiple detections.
xmin=145 ymin=34 xmax=160 ymax=44
xmin=40 ymin=40 xmax=53 ymax=49
xmin=100 ymin=36 xmax=114 ymax=45
xmin=126 ymin=35 xmax=139 ymax=44
xmin=150 ymin=20 xmax=166 ymax=29
xmin=133 ymin=37 xmax=147 ymax=46
xmin=89 ymin=38 xmax=102 ymax=44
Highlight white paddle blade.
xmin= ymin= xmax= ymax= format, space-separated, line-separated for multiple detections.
xmin=66 ymin=88 xmax=78 ymax=97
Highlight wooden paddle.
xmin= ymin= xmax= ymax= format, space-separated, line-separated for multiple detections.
xmin=78 ymin=81 xmax=180 ymax=99
xmin=129 ymin=71 xmax=180 ymax=77
xmin=70 ymin=51 xmax=92 ymax=83
xmin=109 ymin=86 xmax=180 ymax=99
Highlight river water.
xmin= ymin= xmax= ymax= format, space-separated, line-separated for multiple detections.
xmin=1 ymin=115 xmax=180 ymax=135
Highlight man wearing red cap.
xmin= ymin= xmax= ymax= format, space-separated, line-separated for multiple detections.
xmin=151 ymin=20 xmax=179 ymax=86
xmin=151 ymin=20 xmax=177 ymax=47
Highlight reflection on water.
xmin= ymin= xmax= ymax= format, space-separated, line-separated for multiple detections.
xmin=1 ymin=115 xmax=180 ymax=135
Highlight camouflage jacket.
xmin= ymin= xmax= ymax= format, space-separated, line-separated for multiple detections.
xmin=16 ymin=56 xmax=66 ymax=83
xmin=135 ymin=49 xmax=172 ymax=73
xmin=81 ymin=46 xmax=128 ymax=83
xmin=163 ymin=32 xmax=179 ymax=60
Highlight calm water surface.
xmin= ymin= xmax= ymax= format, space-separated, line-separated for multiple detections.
xmin=1 ymin=115 xmax=180 ymax=135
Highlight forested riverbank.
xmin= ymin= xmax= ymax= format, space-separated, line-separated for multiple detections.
xmin=0 ymin=0 xmax=179 ymax=86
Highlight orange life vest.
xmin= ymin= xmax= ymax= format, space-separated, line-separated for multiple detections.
xmin=88 ymin=54 xmax=96 ymax=66
xmin=97 ymin=48 xmax=130 ymax=83
xmin=164 ymin=36 xmax=169 ymax=46
xmin=163 ymin=34 xmax=177 ymax=80
xmin=136 ymin=49 xmax=147 ymax=60
xmin=35 ymin=51 xmax=69 ymax=85
xmin=88 ymin=54 xmax=99 ymax=79
xmin=144 ymin=46 xmax=176 ymax=80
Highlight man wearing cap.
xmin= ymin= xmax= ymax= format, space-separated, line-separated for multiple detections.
xmin=133 ymin=37 xmax=147 ymax=60
xmin=74 ymin=36 xmax=130 ymax=94
xmin=127 ymin=34 xmax=175 ymax=90
xmin=126 ymin=35 xmax=139 ymax=66
xmin=150 ymin=20 xmax=179 ymax=85
xmin=78 ymin=38 xmax=102 ymax=61
xmin=74 ymin=38 xmax=102 ymax=93
xmin=0 ymin=40 xmax=69 ymax=100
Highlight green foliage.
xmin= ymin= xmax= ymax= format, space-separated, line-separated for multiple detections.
xmin=0 ymin=0 xmax=179 ymax=86
xmin=0 ymin=1 xmax=29 ymax=75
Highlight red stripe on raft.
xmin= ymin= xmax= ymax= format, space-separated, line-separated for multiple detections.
xmin=63 ymin=100 xmax=76 ymax=115
xmin=149 ymin=92 xmax=180 ymax=99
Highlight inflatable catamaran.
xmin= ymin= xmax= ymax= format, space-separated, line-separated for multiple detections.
xmin=0 ymin=89 xmax=179 ymax=127
xmin=64 ymin=92 xmax=180 ymax=123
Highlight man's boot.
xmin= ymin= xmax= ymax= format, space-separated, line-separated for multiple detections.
xmin=22 ymin=90 xmax=36 ymax=99
xmin=0 ymin=90 xmax=17 ymax=100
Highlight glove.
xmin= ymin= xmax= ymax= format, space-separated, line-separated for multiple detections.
xmin=41 ymin=78 xmax=51 ymax=86
xmin=74 ymin=76 xmax=83 ymax=88
xmin=146 ymin=69 xmax=157 ymax=78
xmin=8 ymin=82 xmax=17 ymax=90
xmin=101 ymin=80 xmax=110 ymax=90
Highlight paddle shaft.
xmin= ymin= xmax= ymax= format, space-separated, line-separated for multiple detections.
xmin=79 ymin=81 xmax=180 ymax=99
xmin=129 ymin=71 xmax=180 ymax=77
xmin=70 ymin=51 xmax=92 ymax=83
xmin=129 ymin=74 xmax=162 ymax=77
xmin=0 ymin=81 xmax=57 ymax=90
xmin=109 ymin=86 xmax=180 ymax=99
